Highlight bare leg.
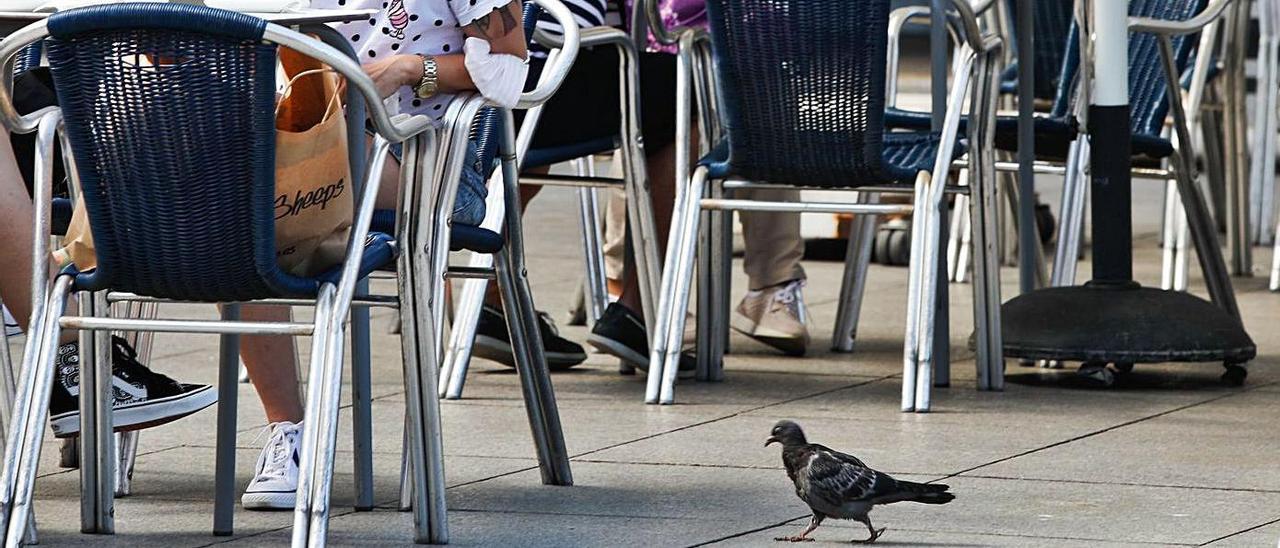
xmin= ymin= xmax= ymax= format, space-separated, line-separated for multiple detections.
xmin=238 ymin=305 xmax=303 ymax=423
xmin=775 ymin=513 xmax=823 ymax=542
xmin=852 ymin=515 xmax=885 ymax=544
xmin=0 ymin=128 xmax=36 ymax=326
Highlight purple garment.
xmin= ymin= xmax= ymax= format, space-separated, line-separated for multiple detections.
xmin=626 ymin=0 xmax=707 ymax=54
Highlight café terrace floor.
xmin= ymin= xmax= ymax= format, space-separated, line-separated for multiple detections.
xmin=8 ymin=164 xmax=1280 ymax=547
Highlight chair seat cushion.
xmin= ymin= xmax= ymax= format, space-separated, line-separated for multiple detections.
xmin=370 ymin=209 xmax=504 ymax=254
xmin=880 ymin=131 xmax=966 ymax=182
xmin=884 ymin=107 xmax=1173 ymax=161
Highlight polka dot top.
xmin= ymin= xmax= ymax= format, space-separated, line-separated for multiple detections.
xmin=316 ymin=0 xmax=510 ymax=121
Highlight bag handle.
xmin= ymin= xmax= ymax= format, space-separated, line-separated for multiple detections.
xmin=275 ymin=67 xmax=344 ymax=124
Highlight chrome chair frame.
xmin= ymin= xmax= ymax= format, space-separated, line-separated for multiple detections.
xmin=439 ymin=21 xmax=663 ymax=400
xmin=0 ymin=15 xmax=438 ymax=547
xmin=646 ymin=0 xmax=1006 ymax=411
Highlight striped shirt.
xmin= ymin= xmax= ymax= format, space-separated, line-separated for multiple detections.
xmin=531 ymin=0 xmax=623 ymax=58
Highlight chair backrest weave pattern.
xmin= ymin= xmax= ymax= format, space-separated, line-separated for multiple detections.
xmin=705 ymin=0 xmax=894 ymax=188
xmin=1006 ymin=0 xmax=1076 ymax=100
xmin=46 ymin=4 xmax=310 ymax=301
xmin=1051 ymin=0 xmax=1206 ymax=136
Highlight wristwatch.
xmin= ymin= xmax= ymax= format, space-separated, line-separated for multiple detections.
xmin=414 ymin=55 xmax=438 ymax=99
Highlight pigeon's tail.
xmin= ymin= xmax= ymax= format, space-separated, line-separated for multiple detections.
xmin=895 ymin=481 xmax=954 ymax=504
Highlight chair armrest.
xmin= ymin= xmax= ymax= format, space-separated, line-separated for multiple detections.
xmin=1129 ymin=0 xmax=1233 ymax=35
xmin=642 ymin=0 xmax=677 ymax=47
xmin=515 ymin=0 xmax=581 ymax=109
xmin=0 ymin=20 xmax=56 ymax=134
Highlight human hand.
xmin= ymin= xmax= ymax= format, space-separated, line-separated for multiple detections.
xmin=362 ymin=54 xmax=423 ymax=99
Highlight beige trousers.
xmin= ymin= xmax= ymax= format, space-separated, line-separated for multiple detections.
xmin=601 ymin=187 xmax=805 ymax=292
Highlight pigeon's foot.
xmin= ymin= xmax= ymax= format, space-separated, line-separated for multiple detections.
xmin=851 ymin=527 xmax=886 ymax=544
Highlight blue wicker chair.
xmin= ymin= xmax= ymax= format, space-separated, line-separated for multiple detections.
xmin=0 ymin=3 xmax=577 ymax=545
xmin=644 ymin=0 xmax=1005 ymax=411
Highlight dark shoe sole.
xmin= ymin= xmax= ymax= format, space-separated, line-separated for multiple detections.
xmin=50 ymin=384 xmax=217 ymax=438
xmin=748 ymin=334 xmax=808 ymax=357
xmin=473 ymin=334 xmax=586 ymax=372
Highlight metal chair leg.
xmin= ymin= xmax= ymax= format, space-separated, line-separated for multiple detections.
xmin=496 ymin=109 xmax=572 ymax=484
xmin=79 ymin=291 xmax=114 ymax=535
xmin=350 ymin=279 xmax=375 ymax=511
xmin=495 ymin=249 xmax=572 ymax=484
xmin=213 ymin=304 xmax=240 ymax=536
xmin=832 ymin=193 xmax=878 ymax=353
xmin=948 ymin=171 xmax=970 ymax=283
xmin=0 ymin=276 xmax=74 ymax=544
xmin=1271 ymin=216 xmax=1280 ymax=290
xmin=696 ymin=182 xmax=729 ymax=382
xmin=649 ymin=167 xmax=709 ymax=405
xmin=900 ymin=172 xmax=931 ymax=412
xmin=112 ymin=299 xmax=157 ymax=498
xmin=573 ymin=159 xmax=610 ymax=326
xmin=1252 ymin=0 xmax=1279 ymax=245
xmin=1049 ymin=139 xmax=1088 ymax=287
xmin=400 ymin=128 xmax=452 ymax=544
xmin=292 ymin=284 xmax=344 ymax=548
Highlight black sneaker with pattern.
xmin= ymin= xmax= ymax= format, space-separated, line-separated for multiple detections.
xmin=48 ymin=336 xmax=217 ymax=438
xmin=587 ymin=303 xmax=697 ymax=379
xmin=473 ymin=304 xmax=588 ymax=371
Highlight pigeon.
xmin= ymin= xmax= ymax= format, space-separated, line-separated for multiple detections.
xmin=766 ymin=420 xmax=954 ymax=543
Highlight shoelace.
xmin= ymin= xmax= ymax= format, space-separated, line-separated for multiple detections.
xmin=770 ymin=280 xmax=805 ymax=312
xmin=253 ymin=423 xmax=300 ymax=481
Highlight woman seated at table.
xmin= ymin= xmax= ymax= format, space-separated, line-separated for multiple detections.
xmin=235 ymin=0 xmax=532 ymax=510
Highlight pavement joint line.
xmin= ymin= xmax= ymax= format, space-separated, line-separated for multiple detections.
xmin=957 ymin=473 xmax=1280 ymax=495
xmin=936 ymin=380 xmax=1279 ymax=481
xmin=447 ymin=506 xmax=706 ymax=521
xmin=699 ymin=517 xmax=1200 ymax=547
xmin=1199 ymin=516 xmax=1280 ymax=546
xmin=687 ymin=515 xmax=807 ymax=547
xmin=446 ymin=374 xmax=898 ymax=491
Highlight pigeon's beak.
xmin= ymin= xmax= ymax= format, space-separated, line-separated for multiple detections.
xmin=765 ymin=436 xmax=779 ymax=447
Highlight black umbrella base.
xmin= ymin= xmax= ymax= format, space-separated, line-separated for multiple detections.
xmin=1001 ymin=283 xmax=1256 ymax=372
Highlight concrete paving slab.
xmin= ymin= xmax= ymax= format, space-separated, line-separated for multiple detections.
xmin=973 ymin=388 xmax=1280 ymax=491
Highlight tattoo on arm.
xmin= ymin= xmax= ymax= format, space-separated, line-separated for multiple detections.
xmin=465 ymin=1 xmax=520 ymax=40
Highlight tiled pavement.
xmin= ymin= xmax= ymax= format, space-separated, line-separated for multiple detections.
xmin=10 ymin=176 xmax=1280 ymax=547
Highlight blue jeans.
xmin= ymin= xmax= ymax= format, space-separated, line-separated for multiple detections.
xmin=386 ymin=139 xmax=488 ymax=227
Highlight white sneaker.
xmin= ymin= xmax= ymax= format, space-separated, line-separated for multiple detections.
xmin=242 ymin=421 xmax=303 ymax=510
xmin=731 ymin=279 xmax=811 ymax=356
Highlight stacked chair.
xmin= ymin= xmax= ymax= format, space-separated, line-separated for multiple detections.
xmin=645 ymin=0 xmax=1006 ymax=411
xmin=0 ymin=1 xmax=581 ymax=545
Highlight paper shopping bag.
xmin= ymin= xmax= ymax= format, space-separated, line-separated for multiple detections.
xmin=272 ymin=48 xmax=353 ymax=277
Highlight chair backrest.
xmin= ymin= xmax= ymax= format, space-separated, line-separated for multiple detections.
xmin=704 ymin=0 xmax=894 ymax=187
xmin=1004 ymin=0 xmax=1075 ymax=101
xmin=46 ymin=3 xmax=318 ymax=300
xmin=1051 ymin=0 xmax=1207 ymax=136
